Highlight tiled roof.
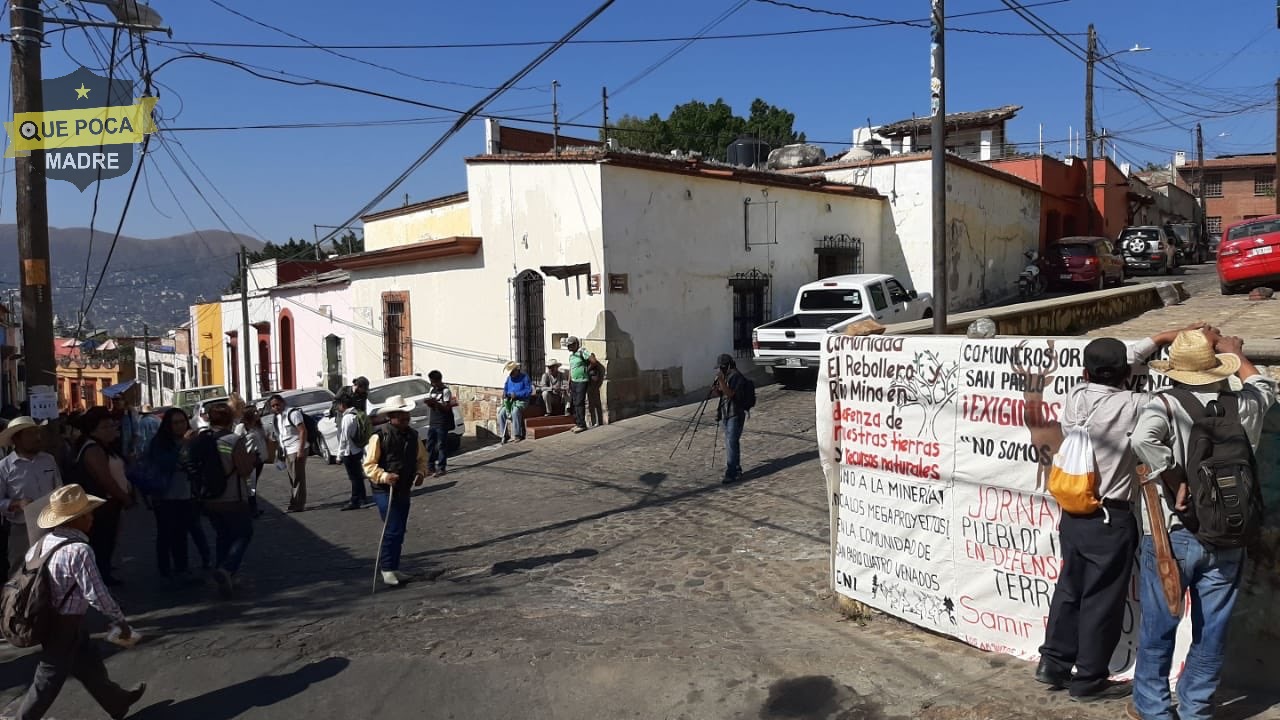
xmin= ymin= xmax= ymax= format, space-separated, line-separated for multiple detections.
xmin=1176 ymin=154 xmax=1276 ymax=170
xmin=877 ymin=105 xmax=1022 ymax=137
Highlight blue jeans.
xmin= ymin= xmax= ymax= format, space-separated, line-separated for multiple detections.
xmin=722 ymin=413 xmax=744 ymax=478
xmin=1133 ymin=530 xmax=1244 ymax=720
xmin=426 ymin=427 xmax=449 ymax=471
xmin=498 ymin=402 xmax=526 ymax=440
xmin=207 ymin=509 xmax=254 ymax=576
xmin=341 ymin=453 xmax=367 ymax=505
xmin=372 ymin=491 xmax=411 ymax=572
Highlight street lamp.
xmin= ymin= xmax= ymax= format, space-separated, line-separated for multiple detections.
xmin=1084 ymin=25 xmax=1151 ymax=234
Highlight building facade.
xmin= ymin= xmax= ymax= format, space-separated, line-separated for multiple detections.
xmin=54 ymin=338 xmax=135 ymax=412
xmin=190 ymin=302 xmax=225 ymax=390
xmin=1176 ymin=153 xmax=1277 ymax=238
xmin=876 ymin=105 xmax=1021 ymax=161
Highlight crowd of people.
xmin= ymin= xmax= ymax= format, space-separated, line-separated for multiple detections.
xmin=498 ymin=336 xmax=605 ymax=443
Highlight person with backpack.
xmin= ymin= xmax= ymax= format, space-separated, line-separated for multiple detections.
xmin=424 ymin=370 xmax=457 ymax=478
xmin=361 ymin=395 xmax=428 ymax=588
xmin=0 ymin=416 xmax=62 ymax=576
xmin=233 ymin=407 xmax=269 ymax=516
xmin=268 ymin=394 xmax=309 ymax=513
xmin=194 ymin=403 xmax=256 ymax=600
xmin=1129 ymin=329 xmax=1276 ymax=720
xmin=1035 ymin=331 xmax=1190 ymax=702
xmin=6 ymin=484 xmax=146 ymax=719
xmin=712 ymin=353 xmax=755 ymax=485
xmin=566 ymin=336 xmax=599 ymax=434
xmin=586 ymin=357 xmax=606 ymax=428
xmin=336 ymin=391 xmax=372 ymax=511
xmin=144 ymin=408 xmax=212 ymax=582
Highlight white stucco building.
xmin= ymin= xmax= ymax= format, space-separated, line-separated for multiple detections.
xmin=338 ymin=148 xmax=889 ymax=425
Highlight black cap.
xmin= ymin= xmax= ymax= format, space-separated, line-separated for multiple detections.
xmin=716 ymin=353 xmax=735 ymax=369
xmin=352 ymin=376 xmax=369 ymax=388
xmin=1084 ymin=338 xmax=1129 ymax=383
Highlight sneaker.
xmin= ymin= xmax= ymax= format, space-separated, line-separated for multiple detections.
xmin=339 ymin=503 xmax=361 ymax=512
xmin=436 ymin=468 xmax=447 ymax=477
xmin=212 ymin=569 xmax=233 ymax=600
xmin=111 ymin=682 xmax=147 ymax=719
xmin=1069 ymin=681 xmax=1133 ymax=703
xmin=1034 ymin=659 xmax=1069 ymax=690
xmin=571 ymin=427 xmax=586 ymax=434
xmin=722 ymin=474 xmax=742 ymax=485
xmin=393 ymin=570 xmax=412 ymax=582
xmin=380 ymin=571 xmax=401 ymax=586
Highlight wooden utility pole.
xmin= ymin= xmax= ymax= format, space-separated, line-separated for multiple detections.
xmin=10 ymin=0 xmax=56 ymax=410
xmin=601 ymin=86 xmax=609 ymax=145
xmin=239 ymin=247 xmax=254 ymax=403
xmin=1196 ymin=123 xmax=1206 ymax=241
xmin=552 ymin=80 xmax=561 ymax=156
xmin=930 ymin=0 xmax=947 ymax=333
xmin=1084 ymin=24 xmax=1097 ymax=235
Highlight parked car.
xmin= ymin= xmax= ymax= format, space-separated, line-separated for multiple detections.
xmin=1043 ymin=236 xmax=1125 ymax=291
xmin=1166 ymin=223 xmax=1207 ymax=265
xmin=1118 ymin=226 xmax=1179 ymax=275
xmin=1218 ymin=215 xmax=1280 ymax=295
xmin=752 ymin=274 xmax=932 ymax=385
xmin=1208 ymin=233 xmax=1222 ymax=259
xmin=260 ymin=387 xmax=338 ymax=462
xmin=315 ymin=375 xmax=464 ymax=462
xmin=192 ymin=396 xmax=230 ymax=430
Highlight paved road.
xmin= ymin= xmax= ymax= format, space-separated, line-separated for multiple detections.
xmin=15 ymin=385 xmax=1275 ymax=719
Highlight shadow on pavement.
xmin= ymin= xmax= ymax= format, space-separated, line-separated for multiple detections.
xmin=491 ymin=548 xmax=598 ymax=575
xmin=128 ymin=656 xmax=349 ymax=720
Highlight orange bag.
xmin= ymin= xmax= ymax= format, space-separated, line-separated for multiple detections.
xmin=1047 ymin=420 xmax=1102 ymax=515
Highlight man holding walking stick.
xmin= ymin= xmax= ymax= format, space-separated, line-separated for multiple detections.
xmin=362 ymin=395 xmax=428 ymax=589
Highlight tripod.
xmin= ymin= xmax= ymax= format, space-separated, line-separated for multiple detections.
xmin=670 ymin=384 xmax=718 ymax=459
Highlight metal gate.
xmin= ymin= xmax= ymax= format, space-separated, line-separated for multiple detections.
xmin=384 ymin=299 xmax=405 ymax=377
xmin=514 ymin=270 xmax=545 ymax=372
xmin=728 ymin=269 xmax=771 ymax=356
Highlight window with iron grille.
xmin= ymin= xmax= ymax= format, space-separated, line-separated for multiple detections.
xmin=382 ymin=292 xmax=411 ymax=378
xmin=728 ymin=270 xmax=770 ymax=356
xmin=1255 ymin=172 xmax=1275 ymax=197
xmin=1203 ymin=173 xmax=1222 ymax=198
xmin=1206 ymin=216 xmax=1221 ymax=235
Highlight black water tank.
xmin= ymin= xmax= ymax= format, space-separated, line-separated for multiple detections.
xmin=726 ymin=136 xmax=771 ymax=168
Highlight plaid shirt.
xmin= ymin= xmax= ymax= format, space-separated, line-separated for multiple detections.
xmin=25 ymin=528 xmax=126 ymax=623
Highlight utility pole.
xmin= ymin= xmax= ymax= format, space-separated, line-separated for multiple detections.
xmin=552 ymin=80 xmax=561 ymax=156
xmin=142 ymin=323 xmax=153 ymax=408
xmin=1196 ymin=123 xmax=1206 ymax=240
xmin=1084 ymin=23 xmax=1097 ymax=235
xmin=239 ymin=246 xmax=254 ymax=403
xmin=601 ymin=86 xmax=609 ymax=145
xmin=930 ymin=0 xmax=947 ymax=333
xmin=1274 ymin=77 xmax=1279 ymax=214
xmin=11 ymin=0 xmax=56 ymax=426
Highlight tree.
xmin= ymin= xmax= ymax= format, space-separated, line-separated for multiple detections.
xmin=330 ymin=230 xmax=364 ymax=256
xmin=604 ymin=97 xmax=806 ymax=161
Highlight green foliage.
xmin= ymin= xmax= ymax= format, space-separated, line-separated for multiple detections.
xmin=222 ymin=231 xmax=364 ymax=293
xmin=603 ymin=97 xmax=805 ymax=161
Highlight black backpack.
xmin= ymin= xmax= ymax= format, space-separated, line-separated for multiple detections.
xmin=737 ymin=375 xmax=757 ymax=413
xmin=1163 ymin=388 xmax=1264 ymax=549
xmin=187 ymin=429 xmax=232 ymax=501
xmin=1 ymin=539 xmax=81 ymax=648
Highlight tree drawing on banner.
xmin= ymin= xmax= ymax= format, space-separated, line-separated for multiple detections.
xmin=890 ymin=350 xmax=959 ymax=440
xmin=1011 ymin=339 xmax=1065 ymax=493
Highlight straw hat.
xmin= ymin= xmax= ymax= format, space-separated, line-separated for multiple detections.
xmin=0 ymin=416 xmax=42 ymax=447
xmin=377 ymin=394 xmax=416 ymax=414
xmin=504 ymin=360 xmax=522 ymax=373
xmin=38 ymin=485 xmax=106 ymax=530
xmin=546 ymin=360 xmax=562 ymax=368
xmin=1148 ymin=330 xmax=1241 ymax=386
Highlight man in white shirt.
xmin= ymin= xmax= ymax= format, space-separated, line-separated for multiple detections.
xmin=268 ymin=394 xmax=308 ymax=513
xmin=336 ymin=391 xmax=370 ymax=511
xmin=1 ymin=416 xmax=63 ymax=575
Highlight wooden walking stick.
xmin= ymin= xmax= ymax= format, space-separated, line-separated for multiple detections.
xmin=1138 ymin=464 xmax=1184 ymax=617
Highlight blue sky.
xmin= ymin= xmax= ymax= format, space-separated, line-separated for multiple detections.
xmin=5 ymin=0 xmax=1278 ymax=244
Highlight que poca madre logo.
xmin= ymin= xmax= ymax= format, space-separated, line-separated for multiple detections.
xmin=4 ymin=66 xmax=157 ymax=191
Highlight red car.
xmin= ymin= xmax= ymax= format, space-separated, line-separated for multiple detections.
xmin=1044 ymin=236 xmax=1126 ymax=291
xmin=1218 ymin=215 xmax=1280 ymax=295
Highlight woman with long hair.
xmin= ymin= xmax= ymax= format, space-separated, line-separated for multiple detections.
xmin=68 ymin=407 xmax=132 ymax=584
xmin=147 ymin=408 xmax=211 ymax=579
xmin=234 ymin=407 xmax=268 ymax=515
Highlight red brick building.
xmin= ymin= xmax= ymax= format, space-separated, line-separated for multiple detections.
xmin=988 ymin=156 xmax=1130 ymax=249
xmin=1176 ymin=153 xmax=1276 ymax=237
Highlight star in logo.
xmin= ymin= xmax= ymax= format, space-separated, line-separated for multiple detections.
xmin=75 ymin=83 xmax=91 ymax=99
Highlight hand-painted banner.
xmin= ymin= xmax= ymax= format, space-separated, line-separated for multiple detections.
xmin=817 ymin=334 xmax=1191 ymax=675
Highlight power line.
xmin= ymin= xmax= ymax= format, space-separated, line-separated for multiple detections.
xmin=754 ymin=0 xmax=1084 ymax=37
xmin=77 ymin=28 xmax=122 ymax=338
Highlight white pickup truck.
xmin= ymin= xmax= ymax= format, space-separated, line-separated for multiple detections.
xmin=752 ymin=273 xmax=932 ymax=383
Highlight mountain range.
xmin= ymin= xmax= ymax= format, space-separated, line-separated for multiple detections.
xmin=0 ymin=224 xmax=265 ymax=335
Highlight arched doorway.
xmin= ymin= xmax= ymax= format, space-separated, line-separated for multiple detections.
xmin=278 ymin=310 xmax=296 ymax=390
xmin=324 ymin=335 xmax=343 ymax=393
xmin=513 ymin=270 xmax=545 ymax=371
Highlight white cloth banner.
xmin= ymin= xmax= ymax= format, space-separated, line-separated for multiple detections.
xmin=817 ymin=334 xmax=1191 ymax=675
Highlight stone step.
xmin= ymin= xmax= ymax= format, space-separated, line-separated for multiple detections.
xmin=525 ymin=414 xmax=576 ymax=429
xmin=529 ymin=424 xmax=575 ymax=440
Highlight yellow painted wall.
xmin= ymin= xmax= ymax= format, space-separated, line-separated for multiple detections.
xmin=364 ymin=199 xmax=472 ymax=251
xmin=192 ymin=302 xmax=225 ymax=389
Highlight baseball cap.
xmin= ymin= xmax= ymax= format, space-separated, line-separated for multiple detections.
xmin=1083 ymin=338 xmax=1129 ymax=383
xmin=715 ymin=353 xmax=735 ymax=368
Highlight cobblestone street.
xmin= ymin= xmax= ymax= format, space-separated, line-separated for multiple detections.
xmin=16 ymin=381 xmax=1274 ymax=719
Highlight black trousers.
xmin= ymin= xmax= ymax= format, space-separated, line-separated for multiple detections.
xmin=17 ymin=614 xmax=133 ymax=720
xmin=1039 ymin=507 xmax=1138 ymax=694
xmin=89 ymin=500 xmax=122 ymax=580
xmin=571 ymin=381 xmax=589 ymax=430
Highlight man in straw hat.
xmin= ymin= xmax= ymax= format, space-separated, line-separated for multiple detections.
xmin=498 ymin=361 xmax=532 ymax=444
xmin=362 ymin=395 xmax=428 ymax=587
xmin=1128 ymin=329 xmax=1276 ymax=720
xmin=1 ymin=416 xmax=62 ymax=575
xmin=15 ymin=484 xmax=146 ymax=719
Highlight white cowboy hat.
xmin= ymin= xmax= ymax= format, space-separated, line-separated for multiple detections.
xmin=1148 ymin=330 xmax=1242 ymax=386
xmin=38 ymin=484 xmax=106 ymax=530
xmin=504 ymin=361 xmax=522 ymax=373
xmin=0 ymin=416 xmax=42 ymax=447
xmin=378 ymin=394 xmax=416 ymax=414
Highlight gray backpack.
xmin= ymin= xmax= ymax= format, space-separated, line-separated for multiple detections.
xmin=1 ymin=539 xmax=81 ymax=648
